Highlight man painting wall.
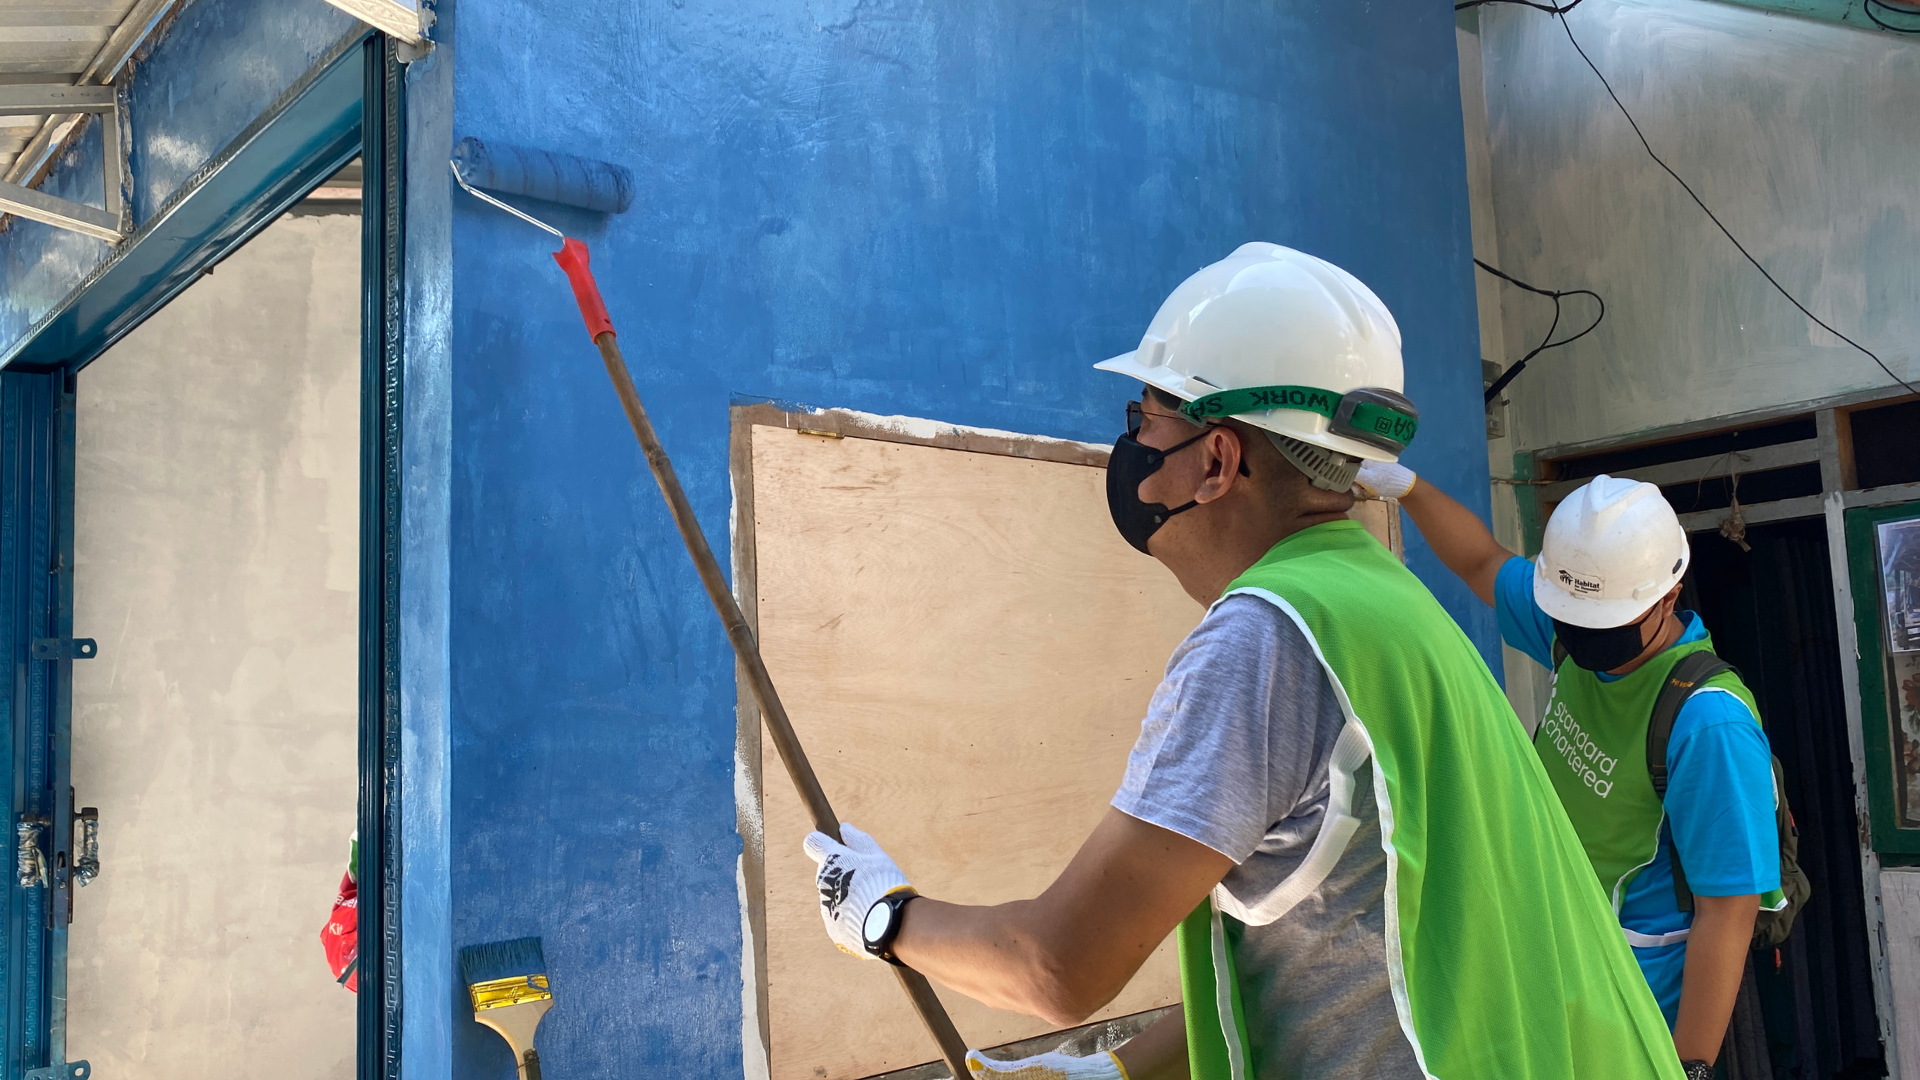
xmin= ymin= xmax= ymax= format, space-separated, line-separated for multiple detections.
xmin=801 ymin=243 xmax=1681 ymax=1080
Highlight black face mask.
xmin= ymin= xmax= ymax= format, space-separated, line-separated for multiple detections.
xmin=1552 ymin=611 xmax=1654 ymax=672
xmin=1106 ymin=428 xmax=1211 ymax=554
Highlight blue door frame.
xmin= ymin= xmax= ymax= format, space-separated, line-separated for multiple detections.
xmin=0 ymin=370 xmax=80 ymax=1080
xmin=0 ymin=31 xmax=407 ymax=1080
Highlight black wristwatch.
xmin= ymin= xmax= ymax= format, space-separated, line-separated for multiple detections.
xmin=861 ymin=889 xmax=919 ymax=965
xmin=1680 ymin=1060 xmax=1713 ymax=1080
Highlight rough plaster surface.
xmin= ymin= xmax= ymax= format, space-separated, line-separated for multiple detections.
xmin=65 ymin=213 xmax=360 ymax=1078
xmin=1477 ymin=0 xmax=1920 ymax=453
xmin=426 ymin=2 xmax=1493 ymax=1077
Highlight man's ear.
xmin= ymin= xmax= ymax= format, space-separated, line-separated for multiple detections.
xmin=1192 ymin=426 xmax=1245 ymax=504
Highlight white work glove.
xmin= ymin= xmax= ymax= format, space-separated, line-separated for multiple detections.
xmin=966 ymin=1049 xmax=1127 ymax=1080
xmin=802 ymin=823 xmax=913 ymax=958
xmin=1353 ymin=460 xmax=1415 ymax=500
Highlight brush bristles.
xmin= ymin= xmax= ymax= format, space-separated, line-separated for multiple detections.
xmin=460 ymin=936 xmax=548 ymax=987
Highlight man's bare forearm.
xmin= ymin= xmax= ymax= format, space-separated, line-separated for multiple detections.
xmin=1395 ymin=479 xmax=1513 ymax=606
xmin=1673 ymin=894 xmax=1760 ymax=1062
xmin=894 ymin=897 xmax=1094 ymax=1025
xmin=890 ymin=809 xmax=1233 ymax=1027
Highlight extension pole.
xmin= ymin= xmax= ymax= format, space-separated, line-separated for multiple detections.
xmin=588 ymin=330 xmax=973 ymax=1079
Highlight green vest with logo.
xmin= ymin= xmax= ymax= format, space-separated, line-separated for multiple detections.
xmin=1177 ymin=521 xmax=1678 ymax=1080
xmin=1539 ymin=637 xmax=1786 ymax=939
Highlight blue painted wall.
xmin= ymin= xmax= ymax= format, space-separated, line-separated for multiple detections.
xmin=0 ymin=0 xmax=356 ymax=366
xmin=430 ymin=1 xmax=1493 ymax=1077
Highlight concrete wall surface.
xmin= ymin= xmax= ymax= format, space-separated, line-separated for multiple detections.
xmin=402 ymin=1 xmax=1495 ymax=1076
xmin=1473 ymin=0 xmax=1920 ymax=455
xmin=66 ymin=211 xmax=360 ymax=1078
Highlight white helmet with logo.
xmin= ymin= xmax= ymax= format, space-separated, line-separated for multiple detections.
xmin=1533 ymin=475 xmax=1690 ymax=628
xmin=1095 ymin=242 xmax=1416 ymax=490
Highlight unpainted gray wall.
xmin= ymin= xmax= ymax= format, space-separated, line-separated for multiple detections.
xmin=65 ymin=211 xmax=360 ymax=1078
xmin=1472 ymin=0 xmax=1919 ymax=454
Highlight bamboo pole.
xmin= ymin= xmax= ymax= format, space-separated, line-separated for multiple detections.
xmin=589 ymin=332 xmax=973 ymax=1079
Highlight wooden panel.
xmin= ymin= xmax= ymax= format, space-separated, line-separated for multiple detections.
xmin=751 ymin=425 xmax=1202 ymax=1080
xmin=1880 ymin=869 xmax=1920 ymax=1078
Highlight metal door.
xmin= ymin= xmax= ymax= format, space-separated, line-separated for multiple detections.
xmin=0 ymin=370 xmax=91 ymax=1080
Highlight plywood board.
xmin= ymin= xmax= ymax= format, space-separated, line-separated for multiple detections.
xmin=750 ymin=425 xmax=1202 ymax=1080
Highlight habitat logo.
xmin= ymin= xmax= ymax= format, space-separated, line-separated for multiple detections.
xmin=1539 ymin=701 xmax=1618 ymax=798
xmin=1555 ymin=567 xmax=1605 ymax=597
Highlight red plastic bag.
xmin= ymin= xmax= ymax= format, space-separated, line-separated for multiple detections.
xmin=321 ymin=869 xmax=359 ymax=992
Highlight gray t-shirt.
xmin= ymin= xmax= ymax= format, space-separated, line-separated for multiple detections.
xmin=1112 ymin=595 xmax=1422 ymax=1080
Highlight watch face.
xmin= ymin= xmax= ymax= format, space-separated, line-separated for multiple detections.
xmin=862 ymin=898 xmax=893 ymax=946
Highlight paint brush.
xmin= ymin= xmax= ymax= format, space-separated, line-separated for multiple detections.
xmin=460 ymin=936 xmax=553 ymax=1080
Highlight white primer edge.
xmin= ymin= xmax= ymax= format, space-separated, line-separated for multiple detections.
xmin=782 ymin=404 xmax=1110 ymax=456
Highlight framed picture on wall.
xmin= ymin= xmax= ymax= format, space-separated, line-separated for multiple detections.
xmin=1851 ymin=503 xmax=1920 ymax=851
xmin=1881 ymin=518 xmax=1920 ymax=654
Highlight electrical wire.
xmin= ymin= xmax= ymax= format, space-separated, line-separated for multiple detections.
xmin=1479 ymin=260 xmax=1604 ymax=403
xmin=1864 ymin=0 xmax=1920 ymax=33
xmin=1460 ymin=0 xmax=1920 ymax=399
xmin=1455 ymin=0 xmax=1584 ymax=12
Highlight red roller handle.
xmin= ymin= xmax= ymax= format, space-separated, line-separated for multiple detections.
xmin=553 ymin=237 xmax=615 ymax=339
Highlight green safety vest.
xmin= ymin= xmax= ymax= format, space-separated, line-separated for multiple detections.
xmin=1177 ymin=521 xmax=1679 ymax=1080
xmin=1538 ymin=637 xmax=1786 ymax=945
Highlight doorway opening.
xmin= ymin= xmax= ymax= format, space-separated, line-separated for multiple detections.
xmin=59 ymin=155 xmax=366 ymax=1079
xmin=1684 ymin=520 xmax=1886 ymax=1080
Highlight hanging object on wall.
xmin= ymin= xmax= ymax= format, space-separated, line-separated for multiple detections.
xmin=1476 ymin=259 xmax=1604 ymax=404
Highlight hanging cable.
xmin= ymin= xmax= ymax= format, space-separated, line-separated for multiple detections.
xmin=1478 ymin=260 xmax=1604 ymax=403
xmin=1458 ymin=0 xmax=1920 ymax=398
xmin=1864 ymin=0 xmax=1920 ymax=33
xmin=1455 ymin=0 xmax=1584 ymax=12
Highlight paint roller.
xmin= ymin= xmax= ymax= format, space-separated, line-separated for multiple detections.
xmin=452 ymin=137 xmax=635 ymax=215
xmin=449 ymin=141 xmax=976 ymax=1079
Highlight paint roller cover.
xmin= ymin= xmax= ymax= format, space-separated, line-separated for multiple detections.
xmin=452 ymin=137 xmax=635 ymax=215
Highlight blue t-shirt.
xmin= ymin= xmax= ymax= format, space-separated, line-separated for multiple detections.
xmin=1495 ymin=556 xmax=1780 ymax=1026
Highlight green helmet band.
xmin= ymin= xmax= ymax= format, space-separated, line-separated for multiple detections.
xmin=1179 ymin=384 xmax=1419 ymax=454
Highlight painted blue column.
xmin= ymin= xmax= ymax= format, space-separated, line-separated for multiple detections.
xmin=429 ymin=1 xmax=1490 ymax=1076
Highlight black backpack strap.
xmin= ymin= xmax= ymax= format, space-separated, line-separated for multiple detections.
xmin=1647 ymin=650 xmax=1733 ymax=914
xmin=1647 ymin=651 xmax=1732 ymax=798
xmin=1551 ymin=636 xmax=1567 ymax=670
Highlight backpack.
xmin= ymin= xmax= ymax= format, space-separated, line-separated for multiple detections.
xmin=1551 ymin=645 xmax=1812 ymax=947
xmin=1648 ymin=651 xmax=1811 ymax=948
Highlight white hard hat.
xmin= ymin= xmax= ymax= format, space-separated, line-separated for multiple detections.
xmin=1095 ymin=242 xmax=1414 ymax=465
xmin=1533 ymin=475 xmax=1690 ymax=628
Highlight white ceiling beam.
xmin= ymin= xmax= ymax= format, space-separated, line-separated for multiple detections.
xmin=3 ymin=0 xmax=176 ymax=187
xmin=85 ymin=0 xmax=181 ymax=85
xmin=0 ymin=85 xmax=115 ymax=116
xmin=315 ymin=0 xmax=424 ymax=44
xmin=0 ymin=178 xmax=121 ymax=242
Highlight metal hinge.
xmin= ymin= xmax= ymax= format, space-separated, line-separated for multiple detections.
xmin=26 ymin=1061 xmax=92 ymax=1080
xmin=32 ymin=638 xmax=97 ymax=660
xmin=16 ymin=816 xmax=48 ymax=888
xmin=74 ymin=806 xmax=99 ymax=887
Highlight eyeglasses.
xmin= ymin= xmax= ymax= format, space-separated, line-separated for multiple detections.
xmin=1125 ymin=400 xmax=1251 ymax=477
xmin=1125 ymin=399 xmax=1203 ymax=438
